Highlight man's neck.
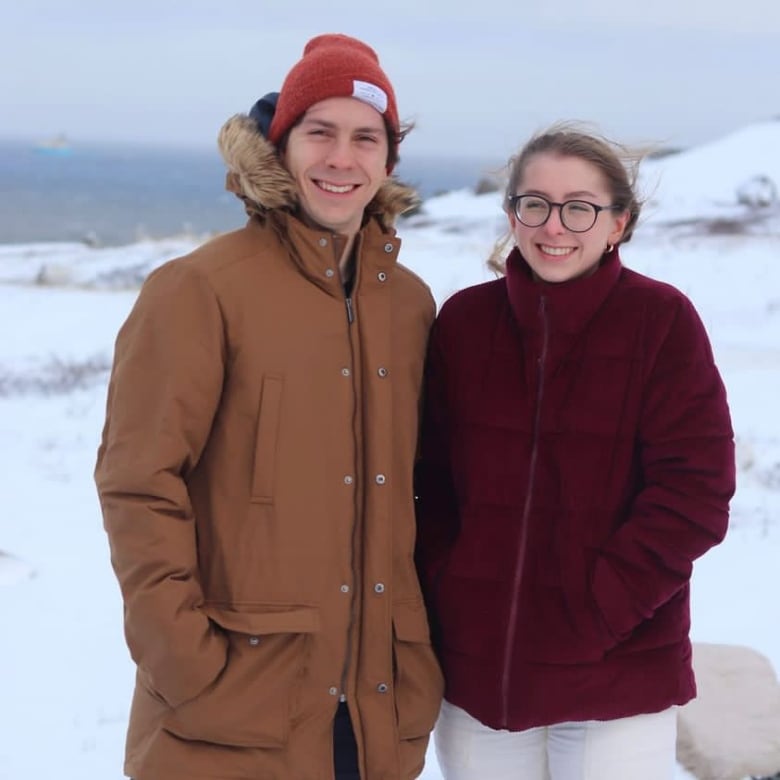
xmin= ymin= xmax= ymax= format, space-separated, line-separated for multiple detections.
xmin=337 ymin=234 xmax=357 ymax=285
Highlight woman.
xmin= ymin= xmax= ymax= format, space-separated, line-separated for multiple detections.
xmin=415 ymin=125 xmax=736 ymax=779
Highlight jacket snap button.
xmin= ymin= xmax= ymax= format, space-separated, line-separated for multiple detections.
xmin=344 ymin=475 xmax=354 ymax=485
xmin=377 ymin=682 xmax=389 ymax=693
xmin=325 ymin=268 xmax=335 ymax=278
xmin=377 ymin=272 xmax=387 ymax=282
xmin=340 ymin=584 xmax=350 ymax=593
xmin=375 ymin=474 xmax=386 ymax=485
xmin=377 ymin=367 xmax=388 ymax=377
xmin=328 ymin=686 xmax=339 ymax=696
xmin=383 ymin=242 xmax=393 ymax=253
xmin=248 ymin=636 xmax=260 ymax=646
xmin=341 ymin=367 xmax=351 ymax=377
xmin=319 ymin=237 xmax=328 ymax=247
xmin=374 ymin=583 xmax=385 ymax=594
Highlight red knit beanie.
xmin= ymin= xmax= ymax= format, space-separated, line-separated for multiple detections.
xmin=268 ymin=33 xmax=400 ymax=169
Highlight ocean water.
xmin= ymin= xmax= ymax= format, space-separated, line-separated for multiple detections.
xmin=0 ymin=140 xmax=499 ymax=246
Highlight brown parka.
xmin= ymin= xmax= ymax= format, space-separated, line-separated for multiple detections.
xmin=94 ymin=115 xmax=443 ymax=780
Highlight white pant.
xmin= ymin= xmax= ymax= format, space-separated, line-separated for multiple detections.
xmin=434 ymin=699 xmax=677 ymax=780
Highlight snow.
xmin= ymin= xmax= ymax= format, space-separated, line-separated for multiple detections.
xmin=639 ymin=120 xmax=780 ymax=224
xmin=2 ymin=121 xmax=780 ymax=780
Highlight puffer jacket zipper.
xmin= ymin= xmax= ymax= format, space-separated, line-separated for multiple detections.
xmin=500 ymin=295 xmax=549 ymax=726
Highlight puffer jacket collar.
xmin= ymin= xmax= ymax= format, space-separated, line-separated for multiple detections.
xmin=505 ymin=245 xmax=623 ymax=335
xmin=217 ymin=114 xmax=419 ymax=231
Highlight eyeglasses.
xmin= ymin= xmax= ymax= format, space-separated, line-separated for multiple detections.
xmin=508 ymin=194 xmax=622 ymax=233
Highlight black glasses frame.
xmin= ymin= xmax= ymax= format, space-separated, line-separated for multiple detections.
xmin=508 ymin=194 xmax=622 ymax=233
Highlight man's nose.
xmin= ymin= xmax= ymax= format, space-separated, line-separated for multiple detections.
xmin=325 ymin=136 xmax=354 ymax=168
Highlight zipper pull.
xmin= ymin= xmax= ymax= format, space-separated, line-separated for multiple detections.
xmin=345 ymin=297 xmax=354 ymax=324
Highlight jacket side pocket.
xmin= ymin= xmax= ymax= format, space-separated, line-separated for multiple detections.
xmin=392 ymin=600 xmax=444 ymax=740
xmin=162 ymin=604 xmax=319 ymax=748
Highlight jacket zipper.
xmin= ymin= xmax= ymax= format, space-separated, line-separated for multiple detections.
xmin=499 ymin=295 xmax=549 ymax=726
xmin=339 ymin=291 xmax=357 ymax=702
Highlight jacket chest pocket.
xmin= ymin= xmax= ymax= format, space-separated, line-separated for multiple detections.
xmin=251 ymin=375 xmax=283 ymax=504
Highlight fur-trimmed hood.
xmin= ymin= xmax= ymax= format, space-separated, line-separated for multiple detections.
xmin=217 ymin=114 xmax=419 ymax=231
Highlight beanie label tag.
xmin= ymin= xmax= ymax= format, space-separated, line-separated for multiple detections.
xmin=351 ymin=80 xmax=388 ymax=115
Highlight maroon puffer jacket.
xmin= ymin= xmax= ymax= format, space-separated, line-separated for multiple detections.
xmin=415 ymin=247 xmax=735 ymax=731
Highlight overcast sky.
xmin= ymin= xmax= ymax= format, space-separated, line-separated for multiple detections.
xmin=2 ymin=0 xmax=778 ymax=160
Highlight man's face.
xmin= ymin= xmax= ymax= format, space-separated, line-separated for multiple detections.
xmin=283 ymin=96 xmax=389 ymax=238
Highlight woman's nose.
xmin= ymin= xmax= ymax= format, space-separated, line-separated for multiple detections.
xmin=543 ymin=204 xmax=567 ymax=233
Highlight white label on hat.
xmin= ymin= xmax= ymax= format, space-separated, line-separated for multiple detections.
xmin=352 ymin=80 xmax=388 ymax=115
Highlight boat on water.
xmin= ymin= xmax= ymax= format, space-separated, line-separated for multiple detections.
xmin=34 ymin=134 xmax=72 ymax=155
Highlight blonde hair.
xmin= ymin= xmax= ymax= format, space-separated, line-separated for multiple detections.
xmin=488 ymin=122 xmax=649 ymax=274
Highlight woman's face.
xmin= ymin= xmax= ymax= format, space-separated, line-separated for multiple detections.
xmin=508 ymin=152 xmax=629 ymax=283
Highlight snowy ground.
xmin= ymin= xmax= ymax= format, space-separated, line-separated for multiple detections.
xmin=1 ymin=122 xmax=779 ymax=779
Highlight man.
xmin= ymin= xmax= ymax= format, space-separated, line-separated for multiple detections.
xmin=95 ymin=33 xmax=443 ymax=780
